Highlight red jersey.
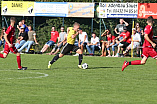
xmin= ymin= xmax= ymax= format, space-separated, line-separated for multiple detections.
xmin=119 ymin=31 xmax=131 ymax=43
xmin=143 ymin=25 xmax=153 ymax=47
xmin=50 ymin=31 xmax=59 ymax=43
xmin=5 ymin=25 xmax=15 ymax=44
xmin=107 ymin=35 xmax=116 ymax=43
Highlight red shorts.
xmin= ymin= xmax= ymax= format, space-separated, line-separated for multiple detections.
xmin=4 ymin=44 xmax=18 ymax=54
xmin=142 ymin=47 xmax=157 ymax=59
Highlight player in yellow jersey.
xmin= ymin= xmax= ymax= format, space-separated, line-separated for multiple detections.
xmin=48 ymin=22 xmax=83 ymax=69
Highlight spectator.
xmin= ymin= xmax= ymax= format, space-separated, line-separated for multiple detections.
xmin=114 ymin=19 xmax=129 ymax=54
xmin=47 ymin=26 xmax=66 ymax=55
xmin=39 ymin=26 xmax=59 ymax=54
xmin=86 ymin=32 xmax=100 ymax=56
xmin=106 ymin=31 xmax=118 ymax=57
xmin=17 ymin=21 xmax=29 ymax=34
xmin=15 ymin=26 xmax=28 ymax=49
xmin=114 ymin=19 xmax=129 ymax=35
xmin=115 ymin=27 xmax=131 ymax=57
xmin=100 ymin=29 xmax=108 ymax=57
xmin=135 ymin=22 xmax=144 ymax=44
xmin=0 ymin=27 xmax=6 ymax=53
xmin=123 ymin=28 xmax=141 ymax=56
xmin=74 ymin=28 xmax=88 ymax=56
xmin=18 ymin=26 xmax=38 ymax=53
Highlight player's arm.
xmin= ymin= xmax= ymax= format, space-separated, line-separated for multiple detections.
xmin=71 ymin=32 xmax=79 ymax=39
xmin=144 ymin=34 xmax=156 ymax=48
xmin=67 ymin=27 xmax=70 ymax=35
xmin=4 ymin=33 xmax=12 ymax=47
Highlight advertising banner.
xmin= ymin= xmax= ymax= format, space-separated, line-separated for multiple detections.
xmin=67 ymin=3 xmax=94 ymax=18
xmin=34 ymin=2 xmax=68 ymax=17
xmin=99 ymin=3 xmax=138 ymax=18
xmin=1 ymin=1 xmax=34 ymax=16
xmin=138 ymin=3 xmax=157 ymax=19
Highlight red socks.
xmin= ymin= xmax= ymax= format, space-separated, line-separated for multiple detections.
xmin=17 ymin=56 xmax=22 ymax=69
xmin=0 ymin=53 xmax=4 ymax=58
xmin=130 ymin=60 xmax=141 ymax=65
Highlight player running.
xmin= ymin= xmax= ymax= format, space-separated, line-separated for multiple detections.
xmin=122 ymin=16 xmax=157 ymax=71
xmin=0 ymin=17 xmax=27 ymax=70
xmin=48 ymin=22 xmax=83 ymax=69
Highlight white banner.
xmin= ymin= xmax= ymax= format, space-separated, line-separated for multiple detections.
xmin=99 ymin=3 xmax=138 ymax=18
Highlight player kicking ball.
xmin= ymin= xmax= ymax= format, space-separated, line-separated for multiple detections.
xmin=48 ymin=22 xmax=83 ymax=69
xmin=122 ymin=16 xmax=157 ymax=71
xmin=0 ymin=17 xmax=27 ymax=70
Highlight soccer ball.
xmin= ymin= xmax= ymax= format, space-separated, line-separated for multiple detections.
xmin=82 ymin=63 xmax=88 ymax=69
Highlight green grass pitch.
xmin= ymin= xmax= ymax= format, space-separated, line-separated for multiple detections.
xmin=0 ymin=54 xmax=157 ymax=104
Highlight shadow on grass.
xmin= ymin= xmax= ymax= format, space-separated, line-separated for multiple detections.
xmin=88 ymin=66 xmax=121 ymax=69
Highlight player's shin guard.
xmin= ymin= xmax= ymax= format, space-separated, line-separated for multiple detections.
xmin=78 ymin=54 xmax=83 ymax=65
xmin=50 ymin=54 xmax=59 ymax=64
xmin=129 ymin=60 xmax=141 ymax=65
xmin=0 ymin=53 xmax=4 ymax=58
xmin=17 ymin=56 xmax=22 ymax=69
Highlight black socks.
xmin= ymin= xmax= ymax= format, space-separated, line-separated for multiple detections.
xmin=78 ymin=54 xmax=83 ymax=65
xmin=50 ymin=54 xmax=59 ymax=64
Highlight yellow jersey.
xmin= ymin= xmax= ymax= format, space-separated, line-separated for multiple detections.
xmin=67 ymin=27 xmax=76 ymax=45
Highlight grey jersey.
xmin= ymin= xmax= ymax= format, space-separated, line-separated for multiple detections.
xmin=59 ymin=32 xmax=66 ymax=42
xmin=116 ymin=24 xmax=126 ymax=34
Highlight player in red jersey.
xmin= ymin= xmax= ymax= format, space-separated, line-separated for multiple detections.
xmin=122 ymin=16 xmax=157 ymax=71
xmin=0 ymin=17 xmax=27 ymax=70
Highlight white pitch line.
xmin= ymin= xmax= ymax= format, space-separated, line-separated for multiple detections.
xmin=0 ymin=70 xmax=49 ymax=80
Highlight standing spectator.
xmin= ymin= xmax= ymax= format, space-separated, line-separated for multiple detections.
xmin=114 ymin=19 xmax=129 ymax=54
xmin=114 ymin=19 xmax=129 ymax=35
xmin=0 ymin=27 xmax=6 ymax=52
xmin=115 ymin=27 xmax=131 ymax=57
xmin=74 ymin=28 xmax=88 ymax=56
xmin=15 ymin=26 xmax=28 ymax=49
xmin=18 ymin=26 xmax=38 ymax=53
xmin=39 ymin=26 xmax=59 ymax=54
xmin=48 ymin=26 xmax=66 ymax=55
xmin=17 ymin=21 xmax=29 ymax=34
xmin=86 ymin=32 xmax=100 ymax=56
xmin=123 ymin=28 xmax=141 ymax=56
xmin=106 ymin=31 xmax=118 ymax=57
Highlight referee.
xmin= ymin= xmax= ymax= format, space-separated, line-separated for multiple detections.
xmin=48 ymin=22 xmax=83 ymax=69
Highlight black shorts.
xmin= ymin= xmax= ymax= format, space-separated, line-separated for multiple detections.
xmin=61 ymin=43 xmax=79 ymax=54
xmin=120 ymin=41 xmax=130 ymax=48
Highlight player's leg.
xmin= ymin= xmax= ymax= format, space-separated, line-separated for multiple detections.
xmin=91 ymin=45 xmax=95 ymax=55
xmin=0 ymin=44 xmax=9 ymax=58
xmin=48 ymin=43 xmax=70 ymax=68
xmin=122 ymin=56 xmax=147 ymax=71
xmin=16 ymin=52 xmax=27 ymax=70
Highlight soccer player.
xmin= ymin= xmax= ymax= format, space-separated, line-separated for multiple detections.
xmin=48 ymin=22 xmax=83 ymax=69
xmin=0 ymin=17 xmax=27 ymax=70
xmin=122 ymin=16 xmax=157 ymax=71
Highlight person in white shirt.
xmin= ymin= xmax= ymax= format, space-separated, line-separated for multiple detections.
xmin=78 ymin=28 xmax=88 ymax=51
xmin=86 ymin=32 xmax=100 ymax=56
xmin=73 ymin=28 xmax=88 ymax=56
xmin=123 ymin=28 xmax=141 ymax=56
